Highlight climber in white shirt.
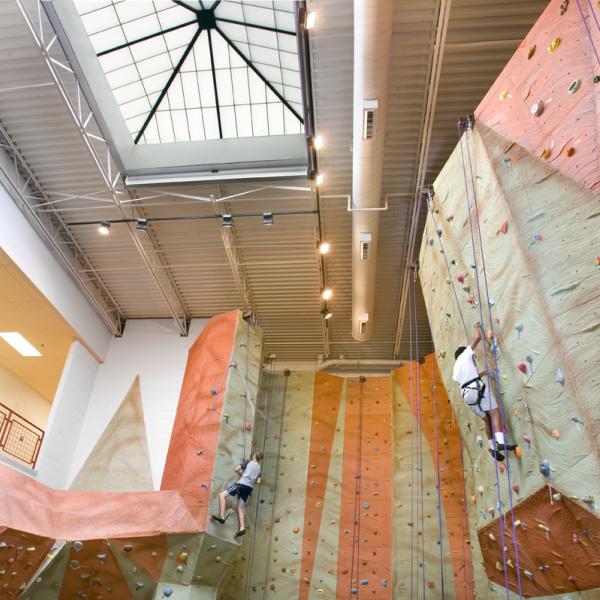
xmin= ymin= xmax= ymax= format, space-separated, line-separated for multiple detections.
xmin=453 ymin=322 xmax=515 ymax=462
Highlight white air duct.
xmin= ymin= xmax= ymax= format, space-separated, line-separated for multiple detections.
xmin=351 ymin=0 xmax=394 ymax=341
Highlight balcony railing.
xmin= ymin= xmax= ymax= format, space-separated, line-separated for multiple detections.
xmin=0 ymin=402 xmax=44 ymax=468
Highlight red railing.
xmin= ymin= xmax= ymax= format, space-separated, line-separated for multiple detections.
xmin=0 ymin=402 xmax=44 ymax=468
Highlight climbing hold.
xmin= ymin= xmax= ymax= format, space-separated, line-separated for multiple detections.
xmin=527 ymin=45 xmax=536 ymax=60
xmin=488 ymin=533 xmax=496 ymax=542
xmin=499 ymin=90 xmax=509 ymax=101
xmin=552 ymin=430 xmax=560 ymax=439
xmin=177 ymin=552 xmax=188 ymax=563
xmin=466 ymin=293 xmax=474 ymax=304
xmin=176 ymin=565 xmax=184 ymax=573
xmin=512 ymin=484 xmax=520 ymax=494
xmin=135 ymin=581 xmax=144 ymax=590
xmin=499 ymin=220 xmax=508 ymax=234
xmin=68 ymin=560 xmax=80 ymax=570
xmin=582 ymin=495 xmax=595 ymax=505
xmin=556 ymin=368 xmax=565 ymax=385
xmin=446 ymin=214 xmax=454 ymax=222
xmin=428 ymin=238 xmax=434 ymax=246
xmin=457 ymin=273 xmax=465 ymax=283
xmin=524 ymin=569 xmax=533 ymax=580
xmin=72 ymin=541 xmax=84 ymax=552
xmin=363 ymin=503 xmax=370 ymax=509
xmin=514 ymin=446 xmax=522 ymax=459
xmin=568 ymin=79 xmax=581 ymax=94
xmin=517 ymin=363 xmax=527 ymax=374
xmin=530 ymin=101 xmax=544 ymax=116
xmin=514 ymin=321 xmax=523 ymax=339
xmin=436 ymin=228 xmax=443 ymax=237
xmin=553 ymin=493 xmax=562 ymax=502
xmin=540 ymin=459 xmax=551 ymax=477
xmin=360 ymin=579 xmax=369 ymax=585
xmin=548 ymin=37 xmax=561 ymax=52
xmin=163 ymin=588 xmax=173 ymax=598
xmin=210 ymin=388 xmax=218 ymax=396
xmin=478 ymin=485 xmax=484 ymax=496
xmin=560 ymin=0 xmax=569 ymax=14
xmin=566 ymin=147 xmax=575 ymax=157
xmin=293 ymin=528 xmax=300 ymax=534
xmin=540 ymin=148 xmax=551 ymax=160
xmin=245 ymin=421 xmax=253 ymax=431
xmin=595 ymin=75 xmax=600 ymax=84
xmin=476 ymin=435 xmax=483 ymax=447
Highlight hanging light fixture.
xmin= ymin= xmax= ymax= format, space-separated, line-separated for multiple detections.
xmin=305 ymin=11 xmax=316 ymax=29
xmin=321 ymin=288 xmax=333 ymax=300
xmin=318 ymin=241 xmax=331 ymax=254
xmin=222 ymin=214 xmax=233 ymax=228
xmin=262 ymin=212 xmax=274 ymax=225
xmin=136 ymin=218 xmax=148 ymax=231
xmin=98 ymin=221 xmax=111 ymax=235
xmin=315 ymin=173 xmax=324 ymax=186
xmin=313 ymin=135 xmax=324 ymax=150
xmin=321 ymin=307 xmax=333 ymax=320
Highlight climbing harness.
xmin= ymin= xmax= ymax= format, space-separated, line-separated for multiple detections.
xmin=461 ymin=376 xmax=486 ymax=413
xmin=458 ymin=116 xmax=524 ymax=599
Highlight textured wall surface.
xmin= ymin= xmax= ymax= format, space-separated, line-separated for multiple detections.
xmin=419 ymin=99 xmax=599 ymax=599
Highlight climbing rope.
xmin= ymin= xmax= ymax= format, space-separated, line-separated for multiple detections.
xmin=408 ymin=268 xmax=416 ymax=600
xmin=260 ymin=370 xmax=290 ymax=600
xmin=244 ymin=358 xmax=276 ymax=599
xmin=577 ymin=0 xmax=600 ymax=66
xmin=430 ymin=347 xmax=446 ymax=598
xmin=461 ymin=119 xmax=524 ymax=598
xmin=243 ymin=320 xmax=251 ymax=459
xmin=349 ymin=377 xmax=365 ymax=598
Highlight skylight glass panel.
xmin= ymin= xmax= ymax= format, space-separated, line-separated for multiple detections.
xmin=73 ymin=0 xmax=304 ymax=145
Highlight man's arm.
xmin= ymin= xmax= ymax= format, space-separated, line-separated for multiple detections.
xmin=256 ymin=477 xmax=262 ymax=485
xmin=234 ymin=465 xmax=243 ymax=475
xmin=470 ymin=322 xmax=482 ymax=350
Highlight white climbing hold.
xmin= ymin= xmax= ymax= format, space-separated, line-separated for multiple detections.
xmin=556 ymin=368 xmax=565 ymax=385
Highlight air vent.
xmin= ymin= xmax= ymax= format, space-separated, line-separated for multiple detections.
xmin=358 ymin=313 xmax=369 ymax=335
xmin=362 ymin=99 xmax=378 ymax=140
xmin=359 ymin=232 xmax=372 ymax=260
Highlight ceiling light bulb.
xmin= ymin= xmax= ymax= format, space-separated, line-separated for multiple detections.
xmin=136 ymin=218 xmax=148 ymax=231
xmin=321 ymin=307 xmax=333 ymax=320
xmin=315 ymin=173 xmax=324 ymax=186
xmin=222 ymin=214 xmax=233 ymax=228
xmin=98 ymin=221 xmax=111 ymax=235
xmin=318 ymin=241 xmax=330 ymax=254
xmin=305 ymin=11 xmax=316 ymax=29
xmin=313 ymin=135 xmax=324 ymax=150
xmin=262 ymin=212 xmax=274 ymax=225
xmin=321 ymin=288 xmax=333 ymax=300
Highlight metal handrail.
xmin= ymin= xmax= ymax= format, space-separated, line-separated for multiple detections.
xmin=0 ymin=402 xmax=44 ymax=468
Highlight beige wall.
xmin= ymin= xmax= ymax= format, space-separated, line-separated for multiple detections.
xmin=0 ymin=363 xmax=51 ymax=430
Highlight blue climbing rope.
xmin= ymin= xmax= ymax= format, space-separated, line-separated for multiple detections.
xmin=462 ymin=121 xmax=524 ymax=598
xmin=408 ymin=271 xmax=416 ymax=600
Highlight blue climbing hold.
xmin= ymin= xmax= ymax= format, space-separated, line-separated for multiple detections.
xmin=210 ymin=388 xmax=218 ymax=396
xmin=436 ymin=228 xmax=443 ymax=237
xmin=363 ymin=502 xmax=370 ymax=509
xmin=540 ymin=459 xmax=551 ymax=477
xmin=556 ymin=368 xmax=565 ymax=385
xmin=381 ymin=579 xmax=388 ymax=588
xmin=163 ymin=587 xmax=173 ymax=597
xmin=428 ymin=238 xmax=434 ymax=246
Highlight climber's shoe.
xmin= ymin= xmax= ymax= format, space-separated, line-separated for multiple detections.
xmin=235 ymin=529 xmax=246 ymax=538
xmin=211 ymin=515 xmax=226 ymax=524
xmin=489 ymin=448 xmax=505 ymax=462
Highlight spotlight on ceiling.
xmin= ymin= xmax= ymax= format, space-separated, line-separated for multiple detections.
xmin=222 ymin=214 xmax=233 ymax=228
xmin=321 ymin=307 xmax=333 ymax=320
xmin=98 ymin=221 xmax=111 ymax=235
xmin=136 ymin=218 xmax=148 ymax=231
xmin=321 ymin=288 xmax=333 ymax=301
xmin=305 ymin=11 xmax=316 ymax=29
xmin=262 ymin=212 xmax=274 ymax=225
xmin=315 ymin=172 xmax=324 ymax=186
xmin=313 ymin=135 xmax=324 ymax=150
xmin=318 ymin=241 xmax=331 ymax=255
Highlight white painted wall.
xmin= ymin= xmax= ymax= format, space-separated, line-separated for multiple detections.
xmin=0 ymin=364 xmax=51 ymax=429
xmin=0 ymin=176 xmax=111 ymax=361
xmin=69 ymin=318 xmax=208 ymax=489
xmin=35 ymin=340 xmax=100 ymax=488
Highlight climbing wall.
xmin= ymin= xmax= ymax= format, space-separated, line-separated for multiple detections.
xmin=419 ymin=1 xmax=600 ymax=593
xmin=222 ymin=367 xmax=473 ymax=599
xmin=0 ymin=310 xmax=266 ymax=599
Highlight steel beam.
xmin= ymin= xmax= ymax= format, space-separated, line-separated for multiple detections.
xmin=17 ymin=0 xmax=191 ymax=336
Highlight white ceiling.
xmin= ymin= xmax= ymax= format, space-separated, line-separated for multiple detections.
xmin=0 ymin=0 xmax=548 ymax=363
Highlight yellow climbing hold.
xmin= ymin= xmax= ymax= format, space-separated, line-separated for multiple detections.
xmin=540 ymin=148 xmax=551 ymax=160
xmin=499 ymin=90 xmax=509 ymax=101
xmin=548 ymin=37 xmax=561 ymax=52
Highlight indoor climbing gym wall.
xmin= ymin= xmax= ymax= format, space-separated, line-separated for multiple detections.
xmin=221 ymin=366 xmax=475 ymax=599
xmin=0 ymin=310 xmax=265 ymax=599
xmin=418 ymin=0 xmax=600 ymax=597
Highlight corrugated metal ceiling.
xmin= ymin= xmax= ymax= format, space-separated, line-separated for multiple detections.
xmin=0 ymin=0 xmax=547 ymax=362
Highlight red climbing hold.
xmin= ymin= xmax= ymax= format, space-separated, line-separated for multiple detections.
xmin=517 ymin=363 xmax=527 ymax=374
xmin=457 ymin=274 xmax=465 ymax=283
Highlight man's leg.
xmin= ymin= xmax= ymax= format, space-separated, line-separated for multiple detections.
xmin=219 ymin=490 xmax=228 ymax=518
xmin=236 ymin=497 xmax=246 ymax=534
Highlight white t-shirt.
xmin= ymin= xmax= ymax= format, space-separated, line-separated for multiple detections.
xmin=238 ymin=460 xmax=261 ymax=488
xmin=452 ymin=346 xmax=479 ymax=387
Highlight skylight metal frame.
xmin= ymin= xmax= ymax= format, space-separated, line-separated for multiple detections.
xmin=43 ymin=0 xmax=312 ymax=182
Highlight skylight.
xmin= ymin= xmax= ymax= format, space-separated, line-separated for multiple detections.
xmin=73 ymin=0 xmax=304 ymax=145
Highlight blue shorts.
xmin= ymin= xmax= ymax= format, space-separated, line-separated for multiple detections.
xmin=226 ymin=483 xmax=253 ymax=502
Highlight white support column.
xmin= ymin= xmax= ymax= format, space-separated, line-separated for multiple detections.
xmin=35 ymin=340 xmax=100 ymax=489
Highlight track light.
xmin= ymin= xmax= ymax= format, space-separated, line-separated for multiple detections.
xmin=315 ymin=172 xmax=324 ymax=186
xmin=321 ymin=288 xmax=333 ymax=300
xmin=313 ymin=135 xmax=324 ymax=150
xmin=262 ymin=212 xmax=274 ymax=225
xmin=136 ymin=218 xmax=148 ymax=231
xmin=222 ymin=214 xmax=233 ymax=228
xmin=321 ymin=307 xmax=333 ymax=320
xmin=98 ymin=221 xmax=111 ymax=235
xmin=318 ymin=241 xmax=330 ymax=255
xmin=305 ymin=11 xmax=316 ymax=29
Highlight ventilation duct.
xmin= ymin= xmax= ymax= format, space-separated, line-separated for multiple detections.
xmin=351 ymin=1 xmax=394 ymax=341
